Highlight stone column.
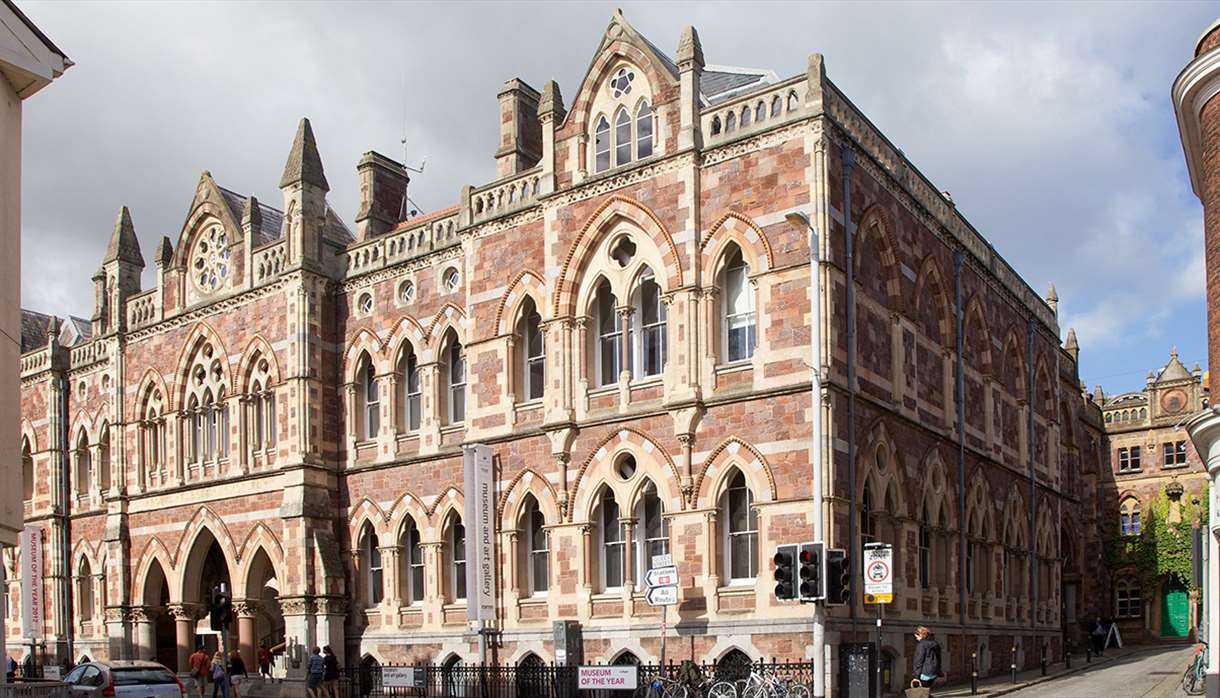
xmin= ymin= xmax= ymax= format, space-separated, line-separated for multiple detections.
xmin=234 ymin=600 xmax=260 ymax=671
xmin=131 ymin=607 xmax=155 ymax=661
xmin=278 ymin=596 xmax=315 ymax=680
xmin=104 ymin=606 xmax=130 ymax=660
xmin=890 ymin=313 xmax=904 ymax=407
xmin=617 ymin=307 xmax=634 ymax=409
xmin=621 ymin=519 xmax=636 ymax=594
xmin=314 ymin=597 xmax=346 ymax=658
xmin=168 ymin=603 xmax=201 ymax=673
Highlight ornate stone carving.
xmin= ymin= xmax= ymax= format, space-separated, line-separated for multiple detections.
xmin=233 ymin=600 xmax=262 ymax=619
xmin=315 ymin=596 xmax=348 ymax=616
xmin=277 ymin=596 xmax=315 ymax=616
xmin=167 ymin=603 xmax=203 ymax=621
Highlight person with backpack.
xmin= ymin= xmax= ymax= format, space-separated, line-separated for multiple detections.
xmin=911 ymin=626 xmax=942 ymax=689
xmin=210 ymin=652 xmax=229 ymax=698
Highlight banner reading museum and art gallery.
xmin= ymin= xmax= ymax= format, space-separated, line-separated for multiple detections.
xmin=463 ymin=444 xmax=496 ymax=622
xmin=20 ymin=525 xmax=43 ymax=638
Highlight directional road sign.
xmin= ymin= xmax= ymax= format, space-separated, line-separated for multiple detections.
xmin=646 ymin=585 xmax=678 ymax=606
xmin=644 ymin=565 xmax=678 ymax=588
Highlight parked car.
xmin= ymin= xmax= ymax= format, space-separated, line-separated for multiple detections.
xmin=64 ymin=661 xmax=185 ymax=698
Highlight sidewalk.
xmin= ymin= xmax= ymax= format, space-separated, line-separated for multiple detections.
xmin=929 ymin=645 xmax=1144 ymax=698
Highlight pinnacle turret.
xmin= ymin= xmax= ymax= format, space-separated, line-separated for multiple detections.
xmin=103 ymin=206 xmax=144 ymax=267
xmin=279 ymin=118 xmax=329 ymax=192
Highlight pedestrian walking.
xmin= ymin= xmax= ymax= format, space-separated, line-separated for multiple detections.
xmin=1091 ymin=617 xmax=1107 ymax=657
xmin=211 ymin=652 xmax=229 ymax=698
xmin=189 ymin=646 xmax=211 ymax=698
xmin=306 ymin=647 xmax=325 ymax=698
xmin=322 ymin=646 xmax=340 ymax=698
xmin=229 ymin=651 xmax=247 ymax=698
xmin=910 ymin=626 xmax=942 ymax=693
xmin=258 ymin=645 xmax=272 ymax=679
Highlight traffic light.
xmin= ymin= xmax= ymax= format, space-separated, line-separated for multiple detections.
xmin=209 ymin=586 xmax=232 ymax=631
xmin=798 ymin=542 xmax=823 ymax=602
xmin=773 ymin=544 xmax=799 ymax=600
xmin=824 ymin=548 xmax=850 ymax=606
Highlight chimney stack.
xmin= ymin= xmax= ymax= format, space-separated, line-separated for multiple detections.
xmin=355 ymin=151 xmax=410 ymax=240
xmin=495 ymin=79 xmax=542 ymax=178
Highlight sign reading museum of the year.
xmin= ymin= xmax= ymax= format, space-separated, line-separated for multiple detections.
xmin=578 ymin=666 xmax=638 ymax=690
xmin=463 ymin=444 xmax=497 ymax=622
xmin=863 ymin=542 xmax=893 ymax=604
xmin=20 ymin=525 xmax=43 ymax=638
xmin=381 ymin=667 xmax=426 ymax=689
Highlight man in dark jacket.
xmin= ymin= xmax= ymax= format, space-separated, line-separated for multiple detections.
xmin=912 ymin=626 xmax=942 ymax=686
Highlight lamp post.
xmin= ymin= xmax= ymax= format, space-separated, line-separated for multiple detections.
xmin=785 ymin=211 xmax=826 ymax=698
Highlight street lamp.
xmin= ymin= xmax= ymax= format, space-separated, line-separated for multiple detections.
xmin=785 ymin=210 xmax=826 ymax=698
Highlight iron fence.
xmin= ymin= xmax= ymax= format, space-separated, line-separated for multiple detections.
xmin=342 ymin=660 xmax=816 ymax=698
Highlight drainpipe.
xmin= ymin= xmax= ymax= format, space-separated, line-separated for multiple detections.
xmin=841 ymin=144 xmax=858 ymax=621
xmin=954 ymin=251 xmax=966 ymax=628
xmin=1027 ymin=319 xmax=1037 ymax=629
xmin=57 ymin=374 xmax=74 ymax=665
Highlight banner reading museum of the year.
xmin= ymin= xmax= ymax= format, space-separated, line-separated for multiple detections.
xmin=463 ymin=444 xmax=496 ymax=622
xmin=20 ymin=525 xmax=43 ymax=638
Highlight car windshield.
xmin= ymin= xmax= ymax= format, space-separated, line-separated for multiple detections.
xmin=111 ymin=668 xmax=178 ymax=685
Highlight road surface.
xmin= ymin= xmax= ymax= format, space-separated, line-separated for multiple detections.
xmin=1003 ymin=644 xmax=1195 ymax=698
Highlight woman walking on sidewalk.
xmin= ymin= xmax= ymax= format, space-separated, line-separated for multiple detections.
xmin=911 ymin=626 xmax=942 ymax=690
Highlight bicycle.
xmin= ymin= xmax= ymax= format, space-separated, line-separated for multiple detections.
xmin=1182 ymin=641 xmax=1207 ymax=696
xmin=737 ymin=665 xmax=809 ymax=698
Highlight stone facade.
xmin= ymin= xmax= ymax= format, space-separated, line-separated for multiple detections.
xmin=11 ymin=12 xmax=1106 ymax=693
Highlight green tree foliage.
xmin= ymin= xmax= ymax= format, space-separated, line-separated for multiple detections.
xmin=1104 ymin=488 xmax=1207 ymax=591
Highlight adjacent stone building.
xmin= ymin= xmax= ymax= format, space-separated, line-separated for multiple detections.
xmin=1100 ymin=351 xmax=1209 ymax=642
xmin=10 ymin=13 xmax=1106 ymax=693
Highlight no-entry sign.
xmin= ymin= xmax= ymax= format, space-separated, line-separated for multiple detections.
xmin=863 ymin=542 xmax=893 ymax=604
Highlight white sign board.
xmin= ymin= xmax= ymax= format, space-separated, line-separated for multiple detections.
xmin=644 ymin=566 xmax=678 ymax=589
xmin=863 ymin=543 xmax=892 ymax=604
xmin=381 ymin=667 xmax=425 ymax=688
xmin=646 ymin=585 xmax=678 ymax=606
xmin=578 ymin=666 xmax=638 ymax=690
xmin=651 ymin=554 xmax=673 ymax=569
xmin=43 ymin=666 xmax=61 ymax=680
xmin=20 ymin=526 xmax=43 ymax=638
xmin=463 ymin=444 xmax=497 ymax=622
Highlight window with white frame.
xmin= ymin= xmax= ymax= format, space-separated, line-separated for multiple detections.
xmin=630 ymin=268 xmax=666 ymax=378
xmin=444 ymin=333 xmax=466 ymax=425
xmin=526 ymin=500 xmax=548 ymax=595
xmin=1116 ymin=579 xmax=1141 ymax=617
xmin=599 ymin=489 xmax=624 ymax=590
xmin=636 ymin=101 xmax=653 ymax=159
xmin=1118 ymin=446 xmax=1141 ymax=472
xmin=1120 ymin=499 xmax=1141 ymax=536
xmin=722 ymin=470 xmax=758 ymax=582
xmin=443 ymin=267 xmax=461 ymax=293
xmin=398 ymin=344 xmax=421 ymax=432
xmin=614 ymin=108 xmax=631 ymax=167
xmin=594 ymin=116 xmax=611 ymax=173
xmin=517 ymin=299 xmax=545 ymax=401
xmin=450 ymin=518 xmax=467 ymax=602
xmin=593 ymin=281 xmax=621 ymax=387
xmin=358 ymin=356 xmax=379 ymax=439
xmin=721 ymin=246 xmax=756 ymax=362
xmin=401 ymin=518 xmax=424 ymax=604
xmin=635 ymin=480 xmax=669 ymax=588
xmin=1163 ymin=440 xmax=1188 ymax=467
xmin=362 ymin=526 xmax=383 ymax=606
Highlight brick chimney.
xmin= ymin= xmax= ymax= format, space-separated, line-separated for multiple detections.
xmin=495 ymin=79 xmax=542 ymax=178
xmin=355 ymin=151 xmax=409 ymax=240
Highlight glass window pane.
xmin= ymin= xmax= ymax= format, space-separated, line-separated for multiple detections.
xmin=615 ymin=110 xmax=631 ymax=166
xmin=636 ymin=102 xmax=653 ymax=159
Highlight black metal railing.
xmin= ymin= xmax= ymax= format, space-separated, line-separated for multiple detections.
xmin=342 ymin=660 xmax=815 ymax=698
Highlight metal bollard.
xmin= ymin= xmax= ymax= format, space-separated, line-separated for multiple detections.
xmin=970 ymin=652 xmax=978 ymax=695
xmin=1065 ymin=646 xmax=1071 ymax=670
xmin=1086 ymin=645 xmax=1091 ymax=664
xmin=1011 ymin=645 xmax=1017 ymax=684
xmin=1040 ymin=642 xmax=1048 ymax=676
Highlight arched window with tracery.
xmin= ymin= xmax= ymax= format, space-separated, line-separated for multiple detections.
xmin=721 ymin=469 xmax=758 ymax=582
xmin=74 ymin=430 xmax=91 ymax=498
xmin=918 ymin=503 xmax=932 ymax=591
xmin=630 ymin=267 xmax=666 ymax=378
xmin=442 ymin=330 xmax=466 ymax=425
xmin=522 ymin=497 xmax=548 ymax=595
xmin=397 ymin=343 xmax=421 ymax=432
xmin=183 ymin=340 xmax=229 ymax=473
xmin=592 ymin=280 xmax=621 ymax=387
xmin=635 ymin=101 xmax=654 ymax=159
xmin=515 ymin=298 xmax=544 ymax=402
xmin=861 ymin=484 xmax=877 ymax=555
xmin=446 ymin=514 xmax=467 ymax=603
xmin=359 ymin=523 xmax=382 ymax=607
xmin=720 ymin=245 xmax=756 ymax=362
xmin=141 ymin=386 xmax=166 ymax=487
xmin=598 ymin=488 xmax=624 ymax=591
xmin=594 ymin=116 xmax=611 ymax=173
xmin=356 ymin=353 xmax=379 ymax=440
xmin=634 ymin=480 xmax=669 ymax=588
xmin=246 ymin=354 xmax=277 ymax=460
xmin=614 ymin=108 xmax=632 ymax=167
xmin=1120 ymin=498 xmax=1141 ymax=536
xmin=76 ymin=558 xmax=93 ymax=624
xmin=97 ymin=428 xmax=110 ymax=494
xmin=399 ymin=517 xmax=425 ymax=605
xmin=21 ymin=438 xmax=33 ymax=502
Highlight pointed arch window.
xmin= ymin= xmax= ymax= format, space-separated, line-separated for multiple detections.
xmin=22 ymin=438 xmax=33 ymax=502
xmin=861 ymin=484 xmax=877 ymax=552
xmin=450 ymin=517 xmax=467 ymax=602
xmin=965 ymin=534 xmax=976 ymax=594
xmin=1001 ymin=547 xmax=1011 ymax=599
xmin=97 ymin=429 xmax=110 ymax=494
xmin=401 ymin=518 xmax=425 ymax=604
xmin=1120 ymin=499 xmax=1141 ymax=536
xmin=74 ymin=431 xmax=91 ymax=497
xmin=361 ymin=525 xmax=383 ymax=606
xmin=721 ymin=246 xmax=756 ymax=362
xmin=443 ymin=333 xmax=466 ymax=425
xmin=516 ymin=299 xmax=545 ymax=401
xmin=1116 ymin=577 xmax=1141 ymax=617
xmin=357 ymin=355 xmax=379 ymax=440
xmin=631 ymin=268 xmax=667 ymax=378
xmin=918 ymin=504 xmax=932 ymax=590
xmin=721 ymin=470 xmax=758 ymax=582
xmin=398 ymin=344 xmax=421 ymax=432
xmin=593 ymin=281 xmax=621 ymax=387
xmin=614 ymin=108 xmax=632 ymax=167
xmin=594 ymin=116 xmax=611 ymax=173
xmin=525 ymin=499 xmax=548 ymax=595
xmin=247 ymin=357 xmax=277 ymax=456
xmin=142 ymin=389 xmax=165 ymax=486
xmin=599 ymin=489 xmax=624 ymax=590
xmin=635 ymin=480 xmax=669 ymax=586
xmin=635 ymin=101 xmax=654 ymax=159
xmin=76 ymin=558 xmax=94 ymax=623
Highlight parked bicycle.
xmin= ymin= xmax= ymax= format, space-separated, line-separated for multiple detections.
xmin=735 ymin=664 xmax=809 ymax=698
xmin=1183 ymin=641 xmax=1208 ymax=696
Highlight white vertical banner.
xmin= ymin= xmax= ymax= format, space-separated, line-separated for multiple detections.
xmin=463 ymin=444 xmax=496 ymax=622
xmin=20 ymin=525 xmax=43 ymax=639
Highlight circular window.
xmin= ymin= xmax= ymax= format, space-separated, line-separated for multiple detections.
xmin=399 ymin=281 xmax=416 ymax=304
xmin=875 ymin=445 xmax=888 ymax=472
xmin=101 ymin=375 xmax=110 ymax=391
xmin=443 ymin=268 xmax=460 ymax=292
xmin=615 ymin=454 xmax=637 ymax=480
xmin=609 ymin=235 xmax=637 ymax=268
xmin=358 ymin=293 xmax=373 ymax=315
xmin=191 ymin=224 xmax=230 ymax=294
xmin=610 ymin=67 xmax=635 ymax=98
xmin=78 ymin=381 xmax=86 ymax=399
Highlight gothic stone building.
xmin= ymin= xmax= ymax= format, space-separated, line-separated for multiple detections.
xmin=10 ymin=12 xmax=1106 ymax=693
xmin=1100 ymin=351 xmax=1209 ymax=642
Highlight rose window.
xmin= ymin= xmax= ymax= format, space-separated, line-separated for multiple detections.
xmin=609 ymin=67 xmax=634 ymax=98
xmin=192 ymin=225 xmax=230 ymax=293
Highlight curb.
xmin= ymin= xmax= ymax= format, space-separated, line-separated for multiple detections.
xmin=935 ymin=651 xmax=1130 ymax=697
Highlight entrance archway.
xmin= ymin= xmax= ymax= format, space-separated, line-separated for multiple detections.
xmin=140 ymin=560 xmax=175 ymax=667
xmin=243 ymin=548 xmax=284 ymax=676
xmin=180 ymin=529 xmax=234 ymax=659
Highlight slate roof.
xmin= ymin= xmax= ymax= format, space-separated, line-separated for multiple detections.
xmin=1155 ymin=349 xmax=1194 ymax=384
xmin=20 ymin=310 xmax=91 ymax=352
xmin=702 ymin=65 xmax=779 ymax=104
xmin=218 ymin=187 xmax=285 ymax=248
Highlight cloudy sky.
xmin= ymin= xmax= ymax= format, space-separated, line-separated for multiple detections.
xmin=16 ymin=0 xmax=1216 ymax=394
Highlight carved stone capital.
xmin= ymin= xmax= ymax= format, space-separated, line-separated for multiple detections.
xmin=104 ymin=606 xmax=127 ymax=623
xmin=315 ymin=596 xmax=348 ymax=616
xmin=277 ymin=596 xmax=315 ymax=616
xmin=129 ymin=606 xmax=155 ymax=623
xmin=167 ymin=603 xmax=203 ymax=621
xmin=233 ymin=600 xmax=262 ymax=619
